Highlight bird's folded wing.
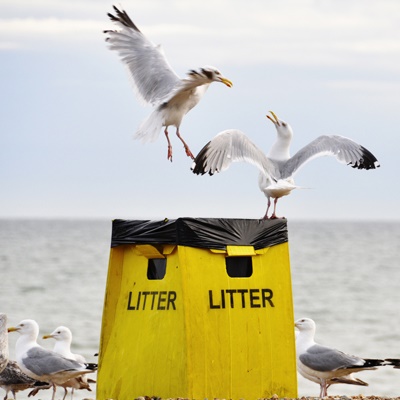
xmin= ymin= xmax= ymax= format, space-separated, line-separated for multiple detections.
xmin=24 ymin=348 xmax=84 ymax=376
xmin=299 ymin=344 xmax=363 ymax=372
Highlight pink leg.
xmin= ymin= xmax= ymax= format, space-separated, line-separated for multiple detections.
xmin=270 ymin=198 xmax=279 ymax=219
xmin=320 ymin=378 xmax=328 ymax=397
xmin=176 ymin=129 xmax=194 ymax=159
xmin=164 ymin=128 xmax=173 ymax=162
xmin=51 ymin=383 xmax=57 ymax=400
xmin=262 ymin=198 xmax=271 ymax=219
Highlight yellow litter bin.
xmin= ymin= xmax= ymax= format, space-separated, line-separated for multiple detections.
xmin=97 ymin=218 xmax=297 ymax=400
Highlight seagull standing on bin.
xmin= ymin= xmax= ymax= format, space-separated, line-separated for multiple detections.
xmin=7 ymin=320 xmax=97 ymax=400
xmin=104 ymin=6 xmax=233 ymax=162
xmin=295 ymin=318 xmax=384 ymax=397
xmin=192 ymin=111 xmax=380 ymax=219
xmin=43 ymin=326 xmax=94 ymax=400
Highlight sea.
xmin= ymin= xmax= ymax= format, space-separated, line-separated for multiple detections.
xmin=1 ymin=219 xmax=400 ymax=399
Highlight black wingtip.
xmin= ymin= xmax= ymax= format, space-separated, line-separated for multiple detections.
xmin=350 ymin=146 xmax=380 ymax=170
xmin=107 ymin=12 xmax=117 ymax=21
xmin=191 ymin=141 xmax=212 ymax=175
xmin=34 ymin=381 xmax=51 ymax=388
xmin=85 ymin=362 xmax=98 ymax=371
xmin=385 ymin=358 xmax=400 ymax=368
xmin=107 ymin=6 xmax=140 ymax=32
xmin=363 ymin=358 xmax=385 ymax=368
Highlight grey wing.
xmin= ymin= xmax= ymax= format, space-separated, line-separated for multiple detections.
xmin=299 ymin=344 xmax=363 ymax=372
xmin=105 ymin=6 xmax=181 ymax=106
xmin=24 ymin=348 xmax=83 ymax=376
xmin=191 ymin=129 xmax=277 ymax=180
xmin=281 ymin=135 xmax=380 ymax=178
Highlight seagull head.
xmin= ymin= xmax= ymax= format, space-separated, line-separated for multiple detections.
xmin=295 ymin=317 xmax=316 ymax=333
xmin=199 ymin=66 xmax=233 ymax=87
xmin=43 ymin=326 xmax=72 ymax=343
xmin=8 ymin=319 xmax=39 ymax=338
xmin=267 ymin=111 xmax=293 ymax=140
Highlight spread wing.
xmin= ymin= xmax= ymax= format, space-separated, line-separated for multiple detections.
xmin=105 ymin=6 xmax=181 ymax=106
xmin=192 ymin=129 xmax=277 ymax=181
xmin=281 ymin=135 xmax=380 ymax=178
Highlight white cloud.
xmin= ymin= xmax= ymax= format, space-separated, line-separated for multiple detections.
xmin=0 ymin=0 xmax=399 ymax=73
xmin=0 ymin=18 xmax=103 ymax=34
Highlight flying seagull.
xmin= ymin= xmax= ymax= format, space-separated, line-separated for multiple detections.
xmin=295 ymin=318 xmax=384 ymax=397
xmin=104 ymin=5 xmax=233 ymax=161
xmin=43 ymin=326 xmax=94 ymax=400
xmin=192 ymin=111 xmax=380 ymax=219
xmin=7 ymin=320 xmax=97 ymax=400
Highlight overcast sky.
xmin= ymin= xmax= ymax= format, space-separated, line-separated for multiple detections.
xmin=1 ymin=0 xmax=399 ymax=221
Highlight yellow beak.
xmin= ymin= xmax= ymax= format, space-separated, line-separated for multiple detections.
xmin=42 ymin=334 xmax=53 ymax=339
xmin=221 ymin=77 xmax=233 ymax=88
xmin=7 ymin=326 xmax=18 ymax=333
xmin=266 ymin=110 xmax=279 ymax=125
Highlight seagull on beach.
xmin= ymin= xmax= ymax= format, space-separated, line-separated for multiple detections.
xmin=43 ymin=326 xmax=94 ymax=400
xmin=295 ymin=318 xmax=384 ymax=397
xmin=104 ymin=5 xmax=233 ymax=162
xmin=43 ymin=326 xmax=86 ymax=365
xmin=293 ymin=335 xmax=368 ymax=391
xmin=7 ymin=320 xmax=97 ymax=400
xmin=192 ymin=111 xmax=380 ymax=219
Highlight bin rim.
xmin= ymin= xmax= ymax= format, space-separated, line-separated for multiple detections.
xmin=110 ymin=217 xmax=288 ymax=251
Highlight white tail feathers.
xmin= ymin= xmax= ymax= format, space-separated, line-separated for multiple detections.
xmin=263 ymin=179 xmax=311 ymax=200
xmin=133 ymin=110 xmax=163 ymax=143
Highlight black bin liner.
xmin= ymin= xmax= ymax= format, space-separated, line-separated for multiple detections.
xmin=111 ymin=218 xmax=288 ymax=251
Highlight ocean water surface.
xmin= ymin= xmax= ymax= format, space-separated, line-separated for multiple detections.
xmin=0 ymin=219 xmax=399 ymax=399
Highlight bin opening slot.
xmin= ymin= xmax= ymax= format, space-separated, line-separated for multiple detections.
xmin=225 ymin=256 xmax=253 ymax=278
xmin=147 ymin=258 xmax=167 ymax=280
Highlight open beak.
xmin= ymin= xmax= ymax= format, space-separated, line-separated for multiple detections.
xmin=220 ymin=77 xmax=233 ymax=88
xmin=266 ymin=111 xmax=280 ymax=126
xmin=7 ymin=326 xmax=18 ymax=333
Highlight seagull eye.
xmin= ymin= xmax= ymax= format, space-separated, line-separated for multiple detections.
xmin=282 ymin=122 xmax=287 ymax=127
